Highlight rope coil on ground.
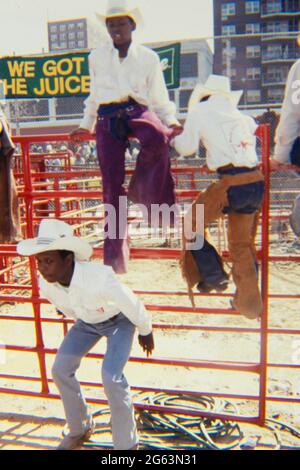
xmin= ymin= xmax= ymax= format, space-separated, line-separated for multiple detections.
xmin=84 ymin=392 xmax=241 ymax=450
xmin=82 ymin=392 xmax=300 ymax=450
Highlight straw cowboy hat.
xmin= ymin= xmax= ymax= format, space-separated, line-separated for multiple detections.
xmin=188 ymin=74 xmax=243 ymax=112
xmin=17 ymin=219 xmax=93 ymax=261
xmin=95 ymin=0 xmax=143 ymax=26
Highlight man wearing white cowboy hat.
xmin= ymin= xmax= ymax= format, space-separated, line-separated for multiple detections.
xmin=273 ymin=57 xmax=300 ymax=240
xmin=95 ymin=0 xmax=143 ymax=26
xmin=172 ymin=74 xmax=265 ymax=320
xmin=70 ymin=0 xmax=182 ymax=275
xmin=273 ymin=57 xmax=300 ymax=167
xmin=17 ymin=219 xmax=154 ymax=450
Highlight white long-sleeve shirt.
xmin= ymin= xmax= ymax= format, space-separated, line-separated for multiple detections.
xmin=274 ymin=59 xmax=300 ymax=163
xmin=173 ymin=95 xmax=259 ymax=171
xmin=80 ymin=39 xmax=178 ymax=132
xmin=39 ymin=261 xmax=152 ymax=336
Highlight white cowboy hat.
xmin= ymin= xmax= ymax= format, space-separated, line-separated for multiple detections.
xmin=17 ymin=219 xmax=93 ymax=261
xmin=95 ymin=0 xmax=143 ymax=26
xmin=188 ymin=74 xmax=243 ymax=112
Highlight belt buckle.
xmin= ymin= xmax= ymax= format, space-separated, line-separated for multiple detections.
xmin=126 ymin=105 xmax=135 ymax=114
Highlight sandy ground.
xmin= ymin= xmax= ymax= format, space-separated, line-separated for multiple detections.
xmin=1 ymin=239 xmax=300 ymax=450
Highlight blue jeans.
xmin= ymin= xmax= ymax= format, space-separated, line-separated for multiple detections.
xmin=51 ymin=313 xmax=137 ymax=450
xmin=192 ymin=237 xmax=227 ymax=286
xmin=219 ymin=167 xmax=265 ymax=214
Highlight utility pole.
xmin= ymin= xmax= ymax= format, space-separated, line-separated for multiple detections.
xmin=224 ymin=38 xmax=232 ymax=80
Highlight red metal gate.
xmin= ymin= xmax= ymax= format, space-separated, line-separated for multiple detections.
xmin=0 ymin=125 xmax=299 ymax=425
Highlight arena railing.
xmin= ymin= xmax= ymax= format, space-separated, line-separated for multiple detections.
xmin=0 ymin=125 xmax=299 ymax=426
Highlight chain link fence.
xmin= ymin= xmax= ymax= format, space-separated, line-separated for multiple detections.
xmin=2 ymin=30 xmax=300 ymax=246
xmin=2 ymin=28 xmax=298 ymax=130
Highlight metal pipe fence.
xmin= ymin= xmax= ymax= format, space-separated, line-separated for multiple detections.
xmin=0 ymin=125 xmax=299 ymax=426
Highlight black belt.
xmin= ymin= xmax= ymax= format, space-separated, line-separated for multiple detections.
xmin=97 ymin=98 xmax=137 ymax=117
xmin=110 ymin=313 xmax=121 ymax=322
xmin=217 ymin=164 xmax=258 ymax=175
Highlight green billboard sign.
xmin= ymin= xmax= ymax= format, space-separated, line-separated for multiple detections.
xmin=0 ymin=43 xmax=180 ymax=99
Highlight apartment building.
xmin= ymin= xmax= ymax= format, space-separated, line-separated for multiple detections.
xmin=213 ymin=0 xmax=300 ymax=105
xmin=48 ymin=18 xmax=100 ymax=52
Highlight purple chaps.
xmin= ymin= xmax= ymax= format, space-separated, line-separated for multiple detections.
xmin=96 ymin=100 xmax=175 ymax=274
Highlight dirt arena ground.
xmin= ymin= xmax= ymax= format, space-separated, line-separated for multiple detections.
xmin=0 ymin=246 xmax=300 ymax=450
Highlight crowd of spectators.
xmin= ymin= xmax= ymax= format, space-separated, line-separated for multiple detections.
xmin=30 ymin=141 xmax=98 ymax=170
xmin=30 ymin=139 xmax=143 ymax=171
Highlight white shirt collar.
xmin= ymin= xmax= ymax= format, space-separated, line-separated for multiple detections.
xmin=106 ymin=37 xmax=138 ymax=60
xmin=49 ymin=261 xmax=83 ymax=292
xmin=69 ymin=260 xmax=84 ymax=289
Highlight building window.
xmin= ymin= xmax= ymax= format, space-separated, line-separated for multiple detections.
xmin=266 ymin=65 xmax=289 ymax=83
xmin=266 ymin=21 xmax=289 ymax=33
xmin=245 ymin=23 xmax=260 ymax=34
xmin=51 ymin=42 xmax=59 ymax=49
xmin=247 ymin=67 xmax=261 ymax=79
xmin=68 ymin=32 xmax=76 ymax=40
xmin=60 ymin=42 xmax=67 ymax=49
xmin=265 ymin=1 xmax=282 ymax=14
xmin=221 ymin=2 xmax=236 ymax=18
xmin=245 ymin=1 xmax=260 ymax=13
xmin=60 ymin=33 xmax=67 ymax=41
xmin=263 ymin=44 xmax=283 ymax=60
xmin=268 ymin=88 xmax=284 ymax=103
xmin=77 ymin=22 xmax=85 ymax=29
xmin=50 ymin=25 xmax=57 ymax=33
xmin=246 ymin=89 xmax=261 ymax=103
xmin=69 ymin=41 xmax=76 ymax=49
xmin=77 ymin=31 xmax=85 ymax=39
xmin=222 ymin=24 xmax=236 ymax=36
xmin=77 ymin=40 xmax=85 ymax=48
xmin=246 ymin=45 xmax=261 ymax=58
xmin=179 ymin=89 xmax=193 ymax=112
xmin=68 ymin=23 xmax=75 ymax=30
xmin=59 ymin=24 xmax=67 ymax=32
xmin=180 ymin=53 xmax=198 ymax=78
xmin=50 ymin=34 xmax=58 ymax=41
xmin=267 ymin=68 xmax=280 ymax=80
